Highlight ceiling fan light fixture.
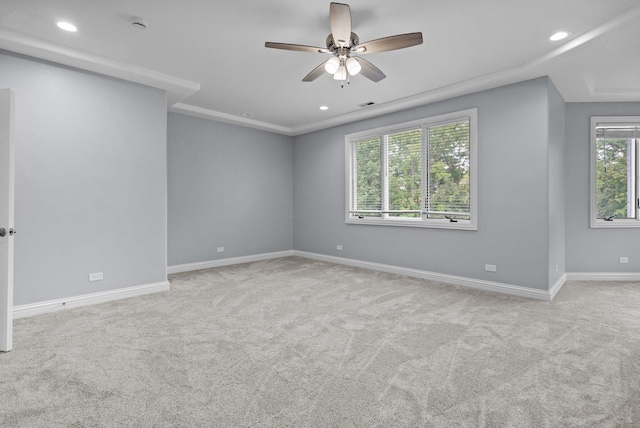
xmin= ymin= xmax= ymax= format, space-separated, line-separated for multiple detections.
xmin=333 ymin=64 xmax=347 ymax=80
xmin=325 ymin=56 xmax=340 ymax=74
xmin=346 ymin=57 xmax=361 ymax=76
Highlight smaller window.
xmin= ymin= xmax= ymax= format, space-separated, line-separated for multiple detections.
xmin=590 ymin=116 xmax=640 ymax=228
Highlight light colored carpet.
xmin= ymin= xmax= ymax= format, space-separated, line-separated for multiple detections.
xmin=1 ymin=256 xmax=639 ymax=427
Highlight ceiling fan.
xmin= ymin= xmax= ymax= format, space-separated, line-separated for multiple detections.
xmin=265 ymin=2 xmax=423 ymax=85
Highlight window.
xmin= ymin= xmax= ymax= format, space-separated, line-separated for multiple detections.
xmin=345 ymin=109 xmax=477 ymax=230
xmin=590 ymin=116 xmax=640 ymax=228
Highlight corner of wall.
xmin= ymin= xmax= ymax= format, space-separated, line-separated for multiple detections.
xmin=546 ymin=78 xmax=567 ymax=289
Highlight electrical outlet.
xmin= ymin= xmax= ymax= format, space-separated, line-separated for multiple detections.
xmin=217 ymin=247 xmax=224 ymax=253
xmin=485 ymin=264 xmax=497 ymax=272
xmin=88 ymin=272 xmax=103 ymax=282
xmin=336 ymin=245 xmax=343 ymax=251
xmin=555 ymin=265 xmax=559 ymax=273
xmin=619 ymin=257 xmax=629 ymax=264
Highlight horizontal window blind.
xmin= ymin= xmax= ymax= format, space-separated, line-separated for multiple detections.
xmin=346 ymin=108 xmax=477 ymax=229
xmin=387 ymin=128 xmax=422 ymax=218
xmin=425 ymin=120 xmax=470 ymax=217
xmin=353 ymin=136 xmax=382 ymax=217
xmin=594 ymin=124 xmax=638 ymax=220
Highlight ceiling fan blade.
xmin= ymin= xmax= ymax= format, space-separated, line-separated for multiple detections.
xmin=302 ymin=61 xmax=329 ymax=82
xmin=265 ymin=42 xmax=330 ymax=54
xmin=354 ymin=32 xmax=423 ymax=54
xmin=356 ymin=57 xmax=386 ymax=82
xmin=330 ymin=2 xmax=352 ymax=47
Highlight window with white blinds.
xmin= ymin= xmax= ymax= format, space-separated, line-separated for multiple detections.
xmin=590 ymin=116 xmax=640 ymax=228
xmin=346 ymin=108 xmax=477 ymax=230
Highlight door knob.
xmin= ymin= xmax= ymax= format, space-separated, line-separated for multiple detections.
xmin=0 ymin=228 xmax=15 ymax=237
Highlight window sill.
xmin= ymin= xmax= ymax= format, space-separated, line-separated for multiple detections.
xmin=345 ymin=217 xmax=477 ymax=230
xmin=590 ymin=219 xmax=640 ymax=229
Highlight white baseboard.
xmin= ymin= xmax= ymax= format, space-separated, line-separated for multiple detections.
xmin=25 ymin=257 xmax=630 ymax=321
xmin=566 ymin=272 xmax=640 ymax=281
xmin=168 ymin=250 xmax=574 ymax=301
xmin=294 ymin=251 xmax=561 ymax=302
xmin=167 ymin=250 xmax=295 ymax=274
xmin=549 ymin=274 xmax=567 ymax=300
xmin=13 ymin=280 xmax=170 ymax=319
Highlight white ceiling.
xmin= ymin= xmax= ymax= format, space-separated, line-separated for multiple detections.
xmin=1 ymin=0 xmax=640 ymax=136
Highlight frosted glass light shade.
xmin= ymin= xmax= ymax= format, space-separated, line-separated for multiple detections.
xmin=325 ymin=56 xmax=340 ymax=74
xmin=346 ymin=57 xmax=361 ymax=75
xmin=333 ymin=65 xmax=347 ymax=80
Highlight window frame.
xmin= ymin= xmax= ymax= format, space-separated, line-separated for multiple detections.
xmin=344 ymin=108 xmax=478 ymax=230
xmin=589 ymin=116 xmax=640 ymax=228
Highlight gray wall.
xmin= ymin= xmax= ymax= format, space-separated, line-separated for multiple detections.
xmin=0 ymin=51 xmax=168 ymax=306
xmin=7 ymin=46 xmax=630 ymax=306
xmin=547 ymin=80 xmax=566 ymax=285
xmin=167 ymin=113 xmax=293 ymax=266
xmin=565 ymin=102 xmax=640 ymax=272
xmin=293 ymin=77 xmax=555 ymax=290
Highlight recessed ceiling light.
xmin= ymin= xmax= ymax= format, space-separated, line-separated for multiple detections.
xmin=549 ymin=31 xmax=570 ymax=41
xmin=319 ymin=106 xmax=329 ymax=111
xmin=56 ymin=21 xmax=77 ymax=32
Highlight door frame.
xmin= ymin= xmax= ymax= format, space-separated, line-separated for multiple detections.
xmin=1 ymin=88 xmax=15 ymax=352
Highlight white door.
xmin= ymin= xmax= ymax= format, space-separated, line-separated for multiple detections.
xmin=0 ymin=88 xmax=15 ymax=352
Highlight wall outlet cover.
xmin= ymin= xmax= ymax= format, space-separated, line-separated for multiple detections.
xmin=89 ymin=272 xmax=103 ymax=281
xmin=485 ymin=264 xmax=497 ymax=272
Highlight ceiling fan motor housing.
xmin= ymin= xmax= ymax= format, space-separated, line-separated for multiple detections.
xmin=326 ymin=32 xmax=359 ymax=52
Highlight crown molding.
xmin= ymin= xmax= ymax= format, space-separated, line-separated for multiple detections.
xmin=172 ymin=3 xmax=640 ymax=137
xmin=0 ymin=28 xmax=200 ymax=106
xmin=170 ymin=67 xmax=526 ymax=138
xmin=2 ymin=3 xmax=638 ymax=136
xmin=583 ymin=72 xmax=640 ymax=99
xmin=289 ymin=3 xmax=640 ymax=135
xmin=170 ymin=59 xmax=533 ymax=137
xmin=169 ymin=103 xmax=294 ymax=136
